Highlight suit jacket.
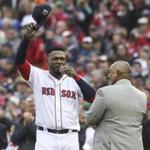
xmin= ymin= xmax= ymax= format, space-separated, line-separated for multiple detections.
xmin=142 ymin=119 xmax=150 ymax=150
xmin=11 ymin=117 xmax=36 ymax=150
xmin=86 ymin=79 xmax=147 ymax=150
xmin=0 ymin=123 xmax=8 ymax=149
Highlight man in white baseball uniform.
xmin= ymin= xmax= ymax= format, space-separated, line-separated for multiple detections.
xmin=15 ymin=22 xmax=95 ymax=150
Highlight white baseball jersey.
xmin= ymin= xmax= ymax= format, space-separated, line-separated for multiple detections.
xmin=28 ymin=65 xmax=83 ymax=131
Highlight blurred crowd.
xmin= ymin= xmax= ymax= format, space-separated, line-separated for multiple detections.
xmin=0 ymin=0 xmax=150 ymax=149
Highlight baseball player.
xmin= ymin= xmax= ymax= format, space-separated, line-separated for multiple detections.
xmin=14 ymin=7 xmax=95 ymax=150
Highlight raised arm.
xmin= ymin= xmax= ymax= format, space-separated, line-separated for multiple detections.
xmin=74 ymin=75 xmax=95 ymax=103
xmin=60 ymin=65 xmax=96 ymax=103
xmin=15 ymin=23 xmax=38 ymax=80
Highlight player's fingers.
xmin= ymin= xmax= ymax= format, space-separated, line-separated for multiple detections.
xmin=26 ymin=23 xmax=33 ymax=29
xmin=29 ymin=23 xmax=36 ymax=28
xmin=60 ymin=66 xmax=68 ymax=73
xmin=26 ymin=23 xmax=37 ymax=31
xmin=65 ymin=70 xmax=72 ymax=77
xmin=59 ymin=67 xmax=64 ymax=73
xmin=60 ymin=69 xmax=67 ymax=74
xmin=64 ymin=70 xmax=69 ymax=75
xmin=32 ymin=24 xmax=38 ymax=30
xmin=60 ymin=65 xmax=74 ymax=77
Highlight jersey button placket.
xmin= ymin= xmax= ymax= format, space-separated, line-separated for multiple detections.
xmin=55 ymin=83 xmax=61 ymax=129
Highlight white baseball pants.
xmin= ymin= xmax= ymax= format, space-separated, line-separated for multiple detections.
xmin=35 ymin=129 xmax=79 ymax=150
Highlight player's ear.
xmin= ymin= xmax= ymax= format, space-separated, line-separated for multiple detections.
xmin=116 ymin=70 xmax=121 ymax=75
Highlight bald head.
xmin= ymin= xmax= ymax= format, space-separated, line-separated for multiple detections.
xmin=110 ymin=61 xmax=132 ymax=75
xmin=108 ymin=61 xmax=132 ymax=83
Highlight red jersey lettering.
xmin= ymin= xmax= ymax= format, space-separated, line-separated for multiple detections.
xmin=42 ymin=87 xmax=55 ymax=95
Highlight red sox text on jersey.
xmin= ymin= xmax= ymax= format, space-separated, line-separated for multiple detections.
xmin=42 ymin=87 xmax=76 ymax=99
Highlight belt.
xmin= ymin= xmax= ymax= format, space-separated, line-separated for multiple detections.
xmin=37 ymin=126 xmax=78 ymax=134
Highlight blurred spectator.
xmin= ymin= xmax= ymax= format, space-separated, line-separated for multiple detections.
xmin=0 ymin=43 xmax=15 ymax=59
xmin=66 ymin=15 xmax=85 ymax=44
xmin=90 ymin=69 xmax=105 ymax=90
xmin=14 ymin=77 xmax=31 ymax=100
xmin=0 ymin=0 xmax=12 ymax=7
xmin=76 ymin=0 xmax=93 ymax=34
xmin=44 ymin=29 xmax=55 ymax=54
xmin=113 ymin=44 xmax=131 ymax=62
xmin=97 ymin=55 xmax=110 ymax=76
xmin=62 ymin=30 xmax=79 ymax=65
xmin=115 ymin=1 xmax=134 ymax=31
xmin=84 ymin=62 xmax=96 ymax=84
xmin=138 ymin=17 xmax=149 ymax=37
xmin=145 ymin=78 xmax=150 ymax=93
xmin=79 ymin=104 xmax=86 ymax=150
xmin=93 ymin=38 xmax=105 ymax=55
xmin=0 ymin=58 xmax=16 ymax=79
xmin=0 ymin=107 xmax=13 ymax=132
xmin=112 ymin=33 xmax=125 ymax=53
xmin=0 ymin=30 xmax=6 ymax=45
xmin=53 ymin=20 xmax=68 ymax=45
xmin=11 ymin=95 xmax=36 ymax=150
xmin=0 ymin=86 xmax=6 ymax=107
xmin=5 ymin=96 xmax=20 ymax=121
xmin=5 ymin=27 xmax=20 ymax=52
xmin=74 ymin=63 xmax=86 ymax=77
xmin=142 ymin=103 xmax=150 ymax=150
xmin=53 ymin=1 xmax=68 ymax=22
xmin=78 ymin=36 xmax=94 ymax=68
xmin=135 ymin=47 xmax=149 ymax=77
xmin=132 ymin=61 xmax=143 ymax=77
xmin=131 ymin=75 xmax=145 ymax=91
xmin=0 ymin=123 xmax=8 ymax=149
xmin=142 ymin=119 xmax=150 ymax=150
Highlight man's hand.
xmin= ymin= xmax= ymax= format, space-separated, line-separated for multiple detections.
xmin=60 ymin=65 xmax=77 ymax=77
xmin=23 ymin=112 xmax=34 ymax=126
xmin=24 ymin=23 xmax=38 ymax=39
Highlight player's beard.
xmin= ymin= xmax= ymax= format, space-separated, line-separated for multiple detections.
xmin=55 ymin=66 xmax=61 ymax=73
xmin=50 ymin=65 xmax=64 ymax=79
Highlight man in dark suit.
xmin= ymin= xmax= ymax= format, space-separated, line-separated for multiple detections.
xmin=11 ymin=96 xmax=36 ymax=150
xmin=0 ymin=123 xmax=8 ymax=149
xmin=142 ymin=103 xmax=150 ymax=150
xmin=142 ymin=119 xmax=150 ymax=150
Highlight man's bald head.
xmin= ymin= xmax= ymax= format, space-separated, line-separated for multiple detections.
xmin=110 ymin=61 xmax=132 ymax=75
xmin=108 ymin=61 xmax=132 ymax=84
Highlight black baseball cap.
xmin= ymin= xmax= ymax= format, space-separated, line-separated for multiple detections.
xmin=32 ymin=3 xmax=52 ymax=27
